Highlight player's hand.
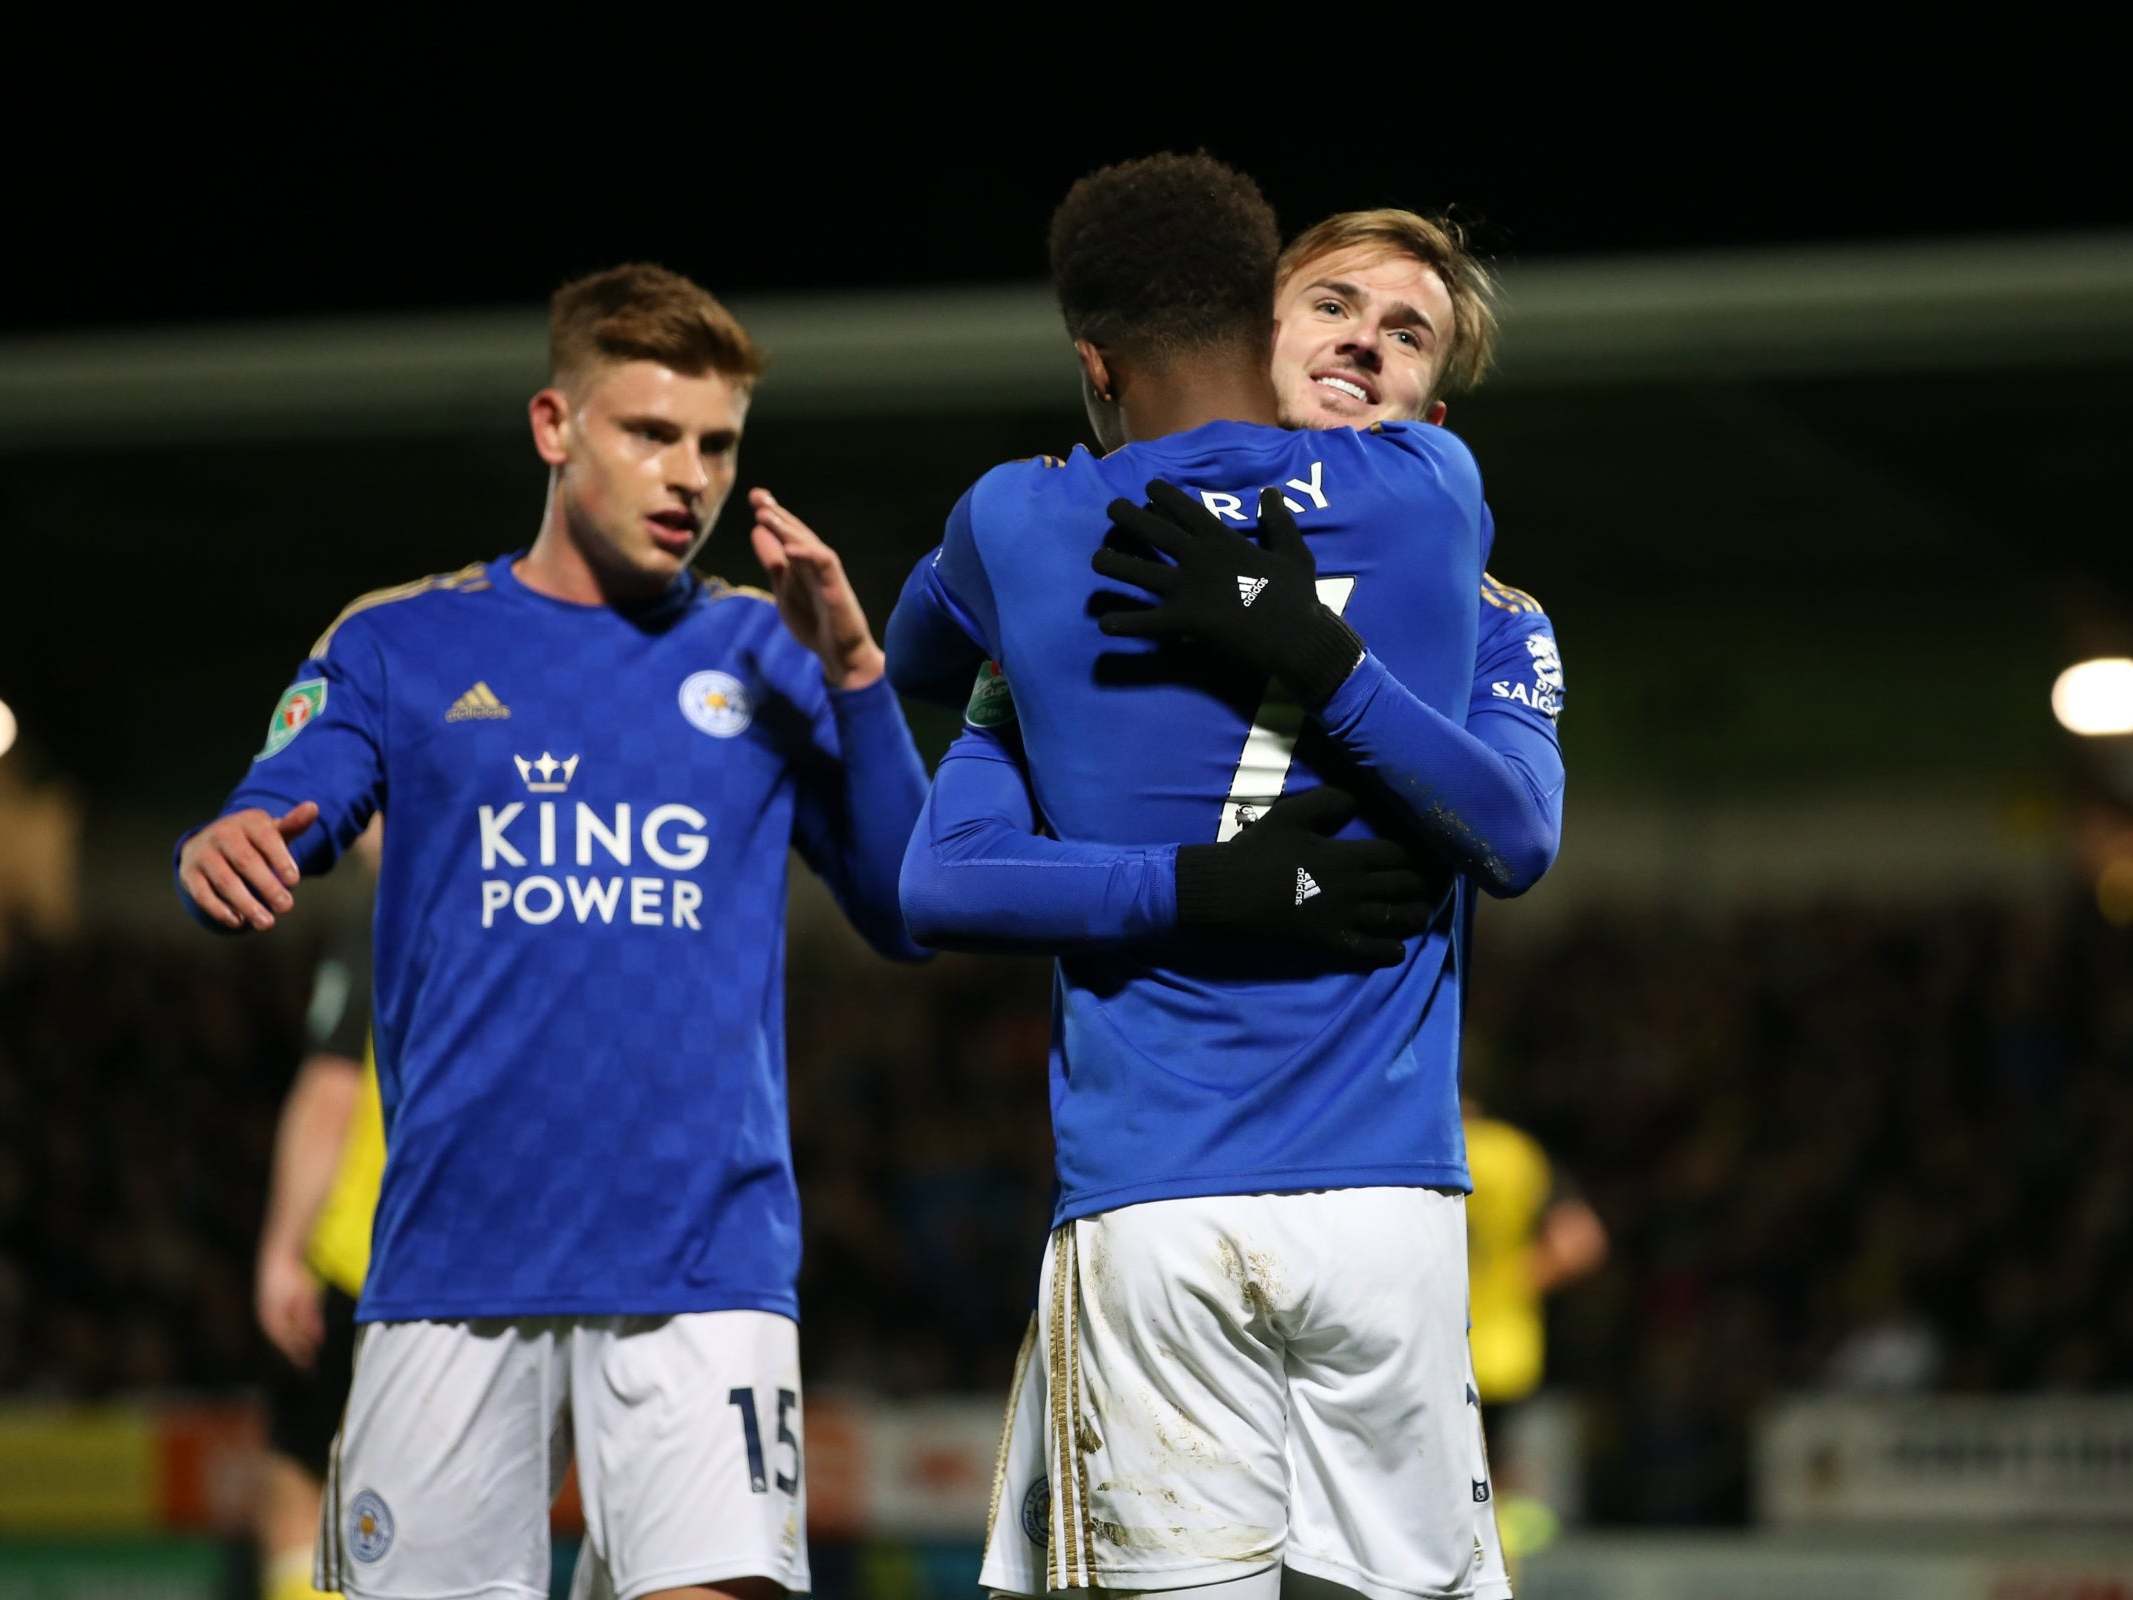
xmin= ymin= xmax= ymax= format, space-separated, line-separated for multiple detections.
xmin=1093 ymin=482 xmax=1364 ymax=708
xmin=1172 ymin=786 xmax=1446 ymax=969
xmin=178 ymin=802 xmax=319 ymax=931
xmin=256 ymin=1245 xmax=326 ymax=1369
xmin=749 ymin=488 xmax=886 ymax=691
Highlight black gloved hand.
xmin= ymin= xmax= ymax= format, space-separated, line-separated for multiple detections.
xmin=1093 ymin=480 xmax=1364 ymax=707
xmin=1174 ymin=786 xmax=1440 ymax=969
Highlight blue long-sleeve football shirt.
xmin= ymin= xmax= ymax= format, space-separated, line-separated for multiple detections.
xmin=899 ymin=579 xmax=1566 ymax=954
xmin=892 ymin=493 xmax=1553 ymax=893
xmin=179 ymin=554 xmax=928 ymax=1321
xmin=885 ymin=419 xmax=1489 ymax=1222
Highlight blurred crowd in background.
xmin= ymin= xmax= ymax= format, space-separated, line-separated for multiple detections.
xmin=3 ymin=881 xmax=2128 ymax=1526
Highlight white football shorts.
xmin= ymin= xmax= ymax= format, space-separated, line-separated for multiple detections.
xmin=318 ymin=1309 xmax=807 ymax=1600
xmin=980 ymin=1187 xmax=1511 ymax=1600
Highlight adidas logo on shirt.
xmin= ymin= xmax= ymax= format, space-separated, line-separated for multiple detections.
xmin=446 ymin=681 xmax=512 ymax=722
xmin=1295 ymin=868 xmax=1321 ymax=905
xmin=1238 ymin=576 xmax=1269 ymax=606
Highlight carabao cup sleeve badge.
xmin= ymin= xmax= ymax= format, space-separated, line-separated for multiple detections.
xmin=259 ymin=679 xmax=327 ymax=759
xmin=964 ymin=661 xmax=1016 ymax=729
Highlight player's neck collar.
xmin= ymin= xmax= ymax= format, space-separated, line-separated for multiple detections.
xmin=492 ymin=551 xmax=698 ymax=624
xmin=1121 ymin=417 xmax=1292 ymax=452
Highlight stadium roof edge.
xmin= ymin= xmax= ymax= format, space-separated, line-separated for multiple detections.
xmin=3 ymin=233 xmax=2130 ymax=445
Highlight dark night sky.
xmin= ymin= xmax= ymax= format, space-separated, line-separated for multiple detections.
xmin=9 ymin=88 xmax=2127 ymax=818
xmin=14 ymin=95 xmax=2127 ymax=334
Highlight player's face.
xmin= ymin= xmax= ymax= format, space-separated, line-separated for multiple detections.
xmin=553 ymin=360 xmax=748 ymax=592
xmin=1272 ymin=247 xmax=1455 ymax=430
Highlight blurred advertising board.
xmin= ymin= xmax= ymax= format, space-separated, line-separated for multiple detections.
xmin=806 ymin=1396 xmax=1000 ymax=1537
xmin=0 ymin=1540 xmax=224 ymax=1600
xmin=0 ymin=1396 xmax=1002 ymax=1539
xmin=0 ymin=1406 xmax=258 ymax=1534
xmin=1520 ymin=1534 xmax=2133 ymax=1600
xmin=1758 ymin=1396 xmax=2133 ymax=1526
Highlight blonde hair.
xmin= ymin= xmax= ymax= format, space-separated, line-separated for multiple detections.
xmin=548 ymin=263 xmax=764 ymax=393
xmin=1277 ymin=210 xmax=1499 ymax=402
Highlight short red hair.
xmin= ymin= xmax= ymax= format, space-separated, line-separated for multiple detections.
xmin=548 ymin=263 xmax=764 ymax=393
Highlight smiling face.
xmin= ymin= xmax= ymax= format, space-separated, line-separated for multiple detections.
xmin=1272 ymin=245 xmax=1457 ymax=429
xmin=533 ymin=359 xmax=748 ymax=598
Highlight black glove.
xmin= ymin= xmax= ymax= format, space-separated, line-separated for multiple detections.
xmin=1174 ymin=787 xmax=1441 ymax=969
xmin=1093 ymin=480 xmax=1364 ymax=707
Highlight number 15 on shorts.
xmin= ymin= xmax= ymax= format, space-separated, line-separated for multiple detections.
xmin=728 ymin=1387 xmax=800 ymax=1494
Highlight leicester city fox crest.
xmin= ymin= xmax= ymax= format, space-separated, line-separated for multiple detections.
xmin=348 ymin=1489 xmax=395 ymax=1562
xmin=680 ymin=670 xmax=753 ymax=738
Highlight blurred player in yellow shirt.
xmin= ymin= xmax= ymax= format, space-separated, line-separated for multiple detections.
xmin=254 ymin=820 xmax=383 ymax=1600
xmin=1464 ymin=1100 xmax=1608 ymax=1563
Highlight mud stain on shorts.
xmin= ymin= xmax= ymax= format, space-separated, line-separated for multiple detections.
xmin=1092 ymin=1517 xmax=1277 ymax=1563
xmin=1214 ymin=1236 xmax=1286 ymax=1322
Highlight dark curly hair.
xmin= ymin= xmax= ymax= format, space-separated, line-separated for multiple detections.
xmin=1048 ymin=152 xmax=1279 ymax=361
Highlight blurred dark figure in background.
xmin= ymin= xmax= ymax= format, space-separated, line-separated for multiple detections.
xmin=1462 ymin=1099 xmax=1608 ymax=1563
xmin=254 ymin=818 xmax=382 ymax=1600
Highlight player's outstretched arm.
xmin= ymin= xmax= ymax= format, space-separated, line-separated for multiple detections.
xmin=1310 ymin=599 xmax=1566 ymax=897
xmin=1094 ymin=484 xmax=1365 ymax=708
xmin=755 ymin=488 xmax=932 ymax=961
xmin=1171 ymin=786 xmax=1445 ymax=967
xmin=790 ymin=694 xmax=931 ymax=961
xmin=902 ymin=718 xmax=1441 ymax=969
xmin=178 ymin=803 xmax=320 ymax=932
xmin=899 ymin=723 xmax=1180 ymax=953
xmin=175 ymin=620 xmax=389 ymax=932
xmin=1096 ymin=483 xmax=1565 ymax=896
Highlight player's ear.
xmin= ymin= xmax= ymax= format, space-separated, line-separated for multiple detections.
xmin=1076 ymin=340 xmax=1126 ymax=453
xmin=530 ymin=387 xmax=572 ymax=466
xmin=1074 ymin=340 xmax=1114 ymax=405
xmin=1422 ymin=400 xmax=1449 ymax=427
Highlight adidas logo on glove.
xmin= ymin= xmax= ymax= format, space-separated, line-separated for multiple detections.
xmin=1238 ymin=576 xmax=1269 ymax=607
xmin=1295 ymin=868 xmax=1321 ymax=905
